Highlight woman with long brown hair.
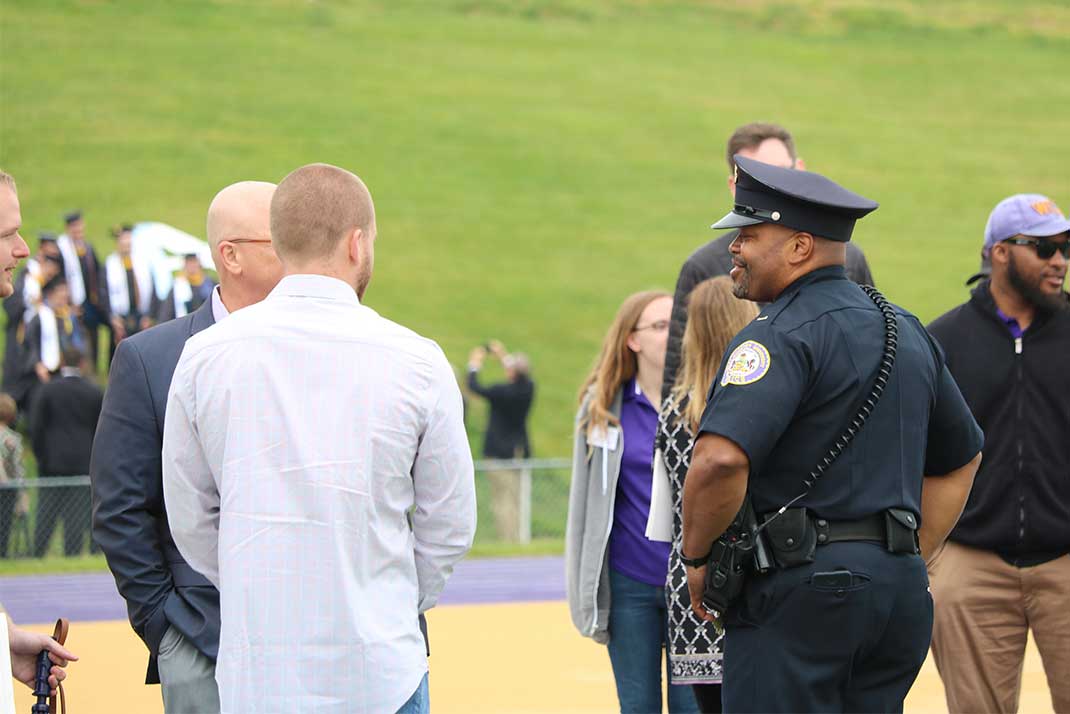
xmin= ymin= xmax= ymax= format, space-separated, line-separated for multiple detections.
xmin=657 ymin=276 xmax=758 ymax=713
xmin=565 ymin=289 xmax=701 ymax=713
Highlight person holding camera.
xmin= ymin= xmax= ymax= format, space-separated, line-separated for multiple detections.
xmin=680 ymin=157 xmax=982 ymax=712
xmin=467 ymin=339 xmax=535 ymax=542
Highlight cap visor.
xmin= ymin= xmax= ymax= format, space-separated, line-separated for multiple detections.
xmin=711 ymin=211 xmax=764 ymax=230
xmin=1024 ymin=215 xmax=1070 ymax=238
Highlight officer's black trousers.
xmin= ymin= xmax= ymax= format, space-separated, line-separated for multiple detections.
xmin=722 ymin=541 xmax=932 ymax=713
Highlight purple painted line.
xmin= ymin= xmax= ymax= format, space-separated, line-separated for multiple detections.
xmin=438 ymin=556 xmax=565 ymax=606
xmin=0 ymin=572 xmax=128 ymax=625
xmin=0 ymin=556 xmax=565 ymax=625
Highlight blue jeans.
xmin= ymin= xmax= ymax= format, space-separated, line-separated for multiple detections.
xmin=607 ymin=568 xmax=700 ymax=713
xmin=397 ymin=672 xmax=430 ymax=714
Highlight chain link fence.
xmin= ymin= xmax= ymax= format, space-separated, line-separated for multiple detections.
xmin=1 ymin=459 xmax=573 ymax=560
xmin=0 ymin=476 xmax=94 ymax=559
xmin=473 ymin=458 xmax=571 ymax=545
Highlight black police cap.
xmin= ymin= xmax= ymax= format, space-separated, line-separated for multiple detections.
xmin=64 ymin=211 xmax=82 ymax=225
xmin=37 ymin=231 xmax=57 ymax=245
xmin=711 ymin=155 xmax=878 ymax=242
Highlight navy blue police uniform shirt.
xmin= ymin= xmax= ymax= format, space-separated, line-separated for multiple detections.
xmin=698 ymin=265 xmax=983 ymax=521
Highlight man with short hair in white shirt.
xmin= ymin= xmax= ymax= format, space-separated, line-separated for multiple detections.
xmin=162 ymin=163 xmax=476 ymax=714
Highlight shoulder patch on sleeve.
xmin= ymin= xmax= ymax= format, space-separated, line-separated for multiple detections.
xmin=720 ymin=339 xmax=771 ymax=386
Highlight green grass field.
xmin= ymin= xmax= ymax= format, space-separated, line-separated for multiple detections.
xmin=2 ymin=1 xmax=1069 ymax=569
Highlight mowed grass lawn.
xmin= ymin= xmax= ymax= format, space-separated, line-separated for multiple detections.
xmin=2 ymin=0 xmax=1069 ymax=463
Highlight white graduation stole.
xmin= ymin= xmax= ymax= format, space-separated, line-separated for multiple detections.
xmin=37 ymin=305 xmax=61 ymax=372
xmin=172 ymin=276 xmax=193 ymax=318
xmin=105 ymin=253 xmax=131 ymax=316
xmin=56 ymin=234 xmax=87 ymax=307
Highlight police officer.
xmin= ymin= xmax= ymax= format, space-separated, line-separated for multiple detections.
xmin=679 ymin=156 xmax=984 ymax=713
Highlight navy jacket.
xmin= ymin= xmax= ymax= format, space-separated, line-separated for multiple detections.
xmin=90 ymin=301 xmax=218 ymax=684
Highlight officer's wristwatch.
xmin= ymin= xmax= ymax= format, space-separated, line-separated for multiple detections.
xmin=679 ymin=548 xmax=711 ymax=568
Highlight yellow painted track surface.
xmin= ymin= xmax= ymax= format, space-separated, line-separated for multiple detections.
xmin=13 ymin=602 xmax=1054 ymax=713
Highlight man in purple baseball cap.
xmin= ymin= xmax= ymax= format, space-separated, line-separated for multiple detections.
xmin=927 ymin=193 xmax=1070 ymax=714
xmin=967 ymin=193 xmax=1070 ymax=288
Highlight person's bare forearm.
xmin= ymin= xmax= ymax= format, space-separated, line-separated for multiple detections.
xmin=919 ymin=453 xmax=981 ymax=562
xmin=682 ymin=434 xmax=749 ymax=559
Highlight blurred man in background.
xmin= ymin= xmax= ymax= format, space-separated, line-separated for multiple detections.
xmin=30 ymin=347 xmax=102 ymax=557
xmin=662 ymin=121 xmax=875 ymax=402
xmin=93 ymin=180 xmax=282 ymax=714
xmin=19 ymin=275 xmax=89 ymax=421
xmin=157 ymin=253 xmax=215 ymax=323
xmin=468 ymin=340 xmax=535 ymax=541
xmin=927 ymin=193 xmax=1070 ymax=714
xmin=57 ymin=211 xmax=107 ymax=370
xmin=2 ymin=236 xmax=63 ymax=413
xmin=105 ymin=223 xmax=158 ymax=357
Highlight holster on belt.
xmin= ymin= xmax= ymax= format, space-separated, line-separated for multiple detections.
xmin=764 ymin=508 xmax=818 ymax=568
xmin=764 ymin=507 xmax=920 ymax=569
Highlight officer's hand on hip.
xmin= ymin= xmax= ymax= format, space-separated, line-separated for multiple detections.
xmin=686 ymin=564 xmax=716 ymax=622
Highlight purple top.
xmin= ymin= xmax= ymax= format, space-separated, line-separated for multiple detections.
xmin=996 ymin=307 xmax=1024 ymax=340
xmin=608 ymin=379 xmax=672 ymax=586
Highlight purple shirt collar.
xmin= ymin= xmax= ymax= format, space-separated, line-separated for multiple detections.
xmin=622 ymin=378 xmax=645 ymax=403
xmin=995 ymin=307 xmax=1024 ymax=340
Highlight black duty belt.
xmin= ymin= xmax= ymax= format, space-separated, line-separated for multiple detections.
xmin=760 ymin=508 xmax=919 ymax=569
xmin=814 ymin=513 xmax=888 ymax=545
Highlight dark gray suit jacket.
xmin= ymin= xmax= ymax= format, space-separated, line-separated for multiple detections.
xmin=90 ymin=301 xmax=218 ymax=684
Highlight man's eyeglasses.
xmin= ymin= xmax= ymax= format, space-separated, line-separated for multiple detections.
xmin=633 ymin=320 xmax=670 ymax=333
xmin=1001 ymin=237 xmax=1070 ymax=260
xmin=224 ymin=238 xmax=272 ymax=245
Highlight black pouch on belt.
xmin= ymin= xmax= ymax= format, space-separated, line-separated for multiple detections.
xmin=885 ymin=508 xmax=920 ymax=554
xmin=764 ymin=507 xmax=817 ymax=568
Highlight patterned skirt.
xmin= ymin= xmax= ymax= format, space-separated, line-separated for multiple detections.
xmin=666 ymin=549 xmax=723 ymax=684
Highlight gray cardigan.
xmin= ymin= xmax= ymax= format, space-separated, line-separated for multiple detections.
xmin=565 ymin=387 xmax=625 ymax=644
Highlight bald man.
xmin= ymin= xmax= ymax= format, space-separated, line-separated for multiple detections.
xmin=91 ymin=181 xmax=282 ymax=714
xmin=162 ymin=164 xmax=476 ymax=713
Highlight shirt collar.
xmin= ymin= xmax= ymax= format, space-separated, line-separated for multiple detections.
xmin=995 ymin=307 xmax=1024 ymax=339
xmin=623 ymin=377 xmax=656 ymax=409
xmin=270 ymin=274 xmax=362 ymax=305
xmin=775 ymin=265 xmax=848 ymax=301
xmin=211 ymin=285 xmax=230 ymax=323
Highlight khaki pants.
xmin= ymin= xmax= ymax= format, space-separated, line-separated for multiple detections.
xmin=487 ymin=469 xmax=521 ymax=542
xmin=929 ymin=540 xmax=1070 ymax=714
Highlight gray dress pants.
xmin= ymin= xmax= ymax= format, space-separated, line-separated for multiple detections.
xmin=157 ymin=625 xmax=220 ymax=714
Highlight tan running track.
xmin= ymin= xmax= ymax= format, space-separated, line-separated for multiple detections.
xmin=12 ymin=602 xmax=1054 ymax=713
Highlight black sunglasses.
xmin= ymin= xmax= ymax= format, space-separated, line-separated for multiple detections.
xmin=1001 ymin=237 xmax=1070 ymax=260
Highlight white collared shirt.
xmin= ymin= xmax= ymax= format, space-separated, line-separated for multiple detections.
xmin=210 ymin=284 xmax=229 ymax=323
xmin=162 ymin=274 xmax=476 ymax=713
